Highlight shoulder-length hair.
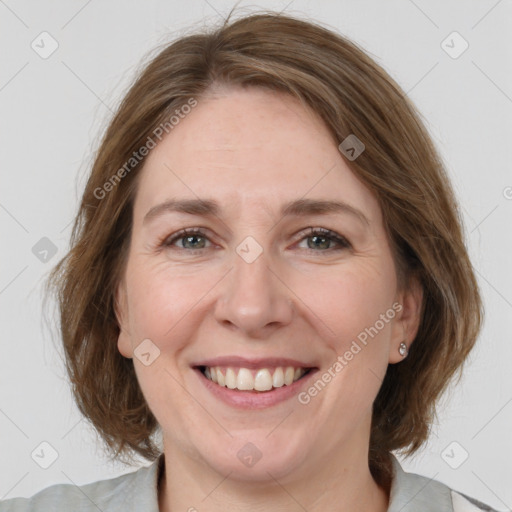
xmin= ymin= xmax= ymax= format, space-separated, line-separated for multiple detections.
xmin=45 ymin=11 xmax=483 ymax=485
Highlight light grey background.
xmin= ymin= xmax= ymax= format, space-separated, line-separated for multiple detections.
xmin=1 ymin=0 xmax=511 ymax=509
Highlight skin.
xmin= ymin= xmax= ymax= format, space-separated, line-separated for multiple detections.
xmin=115 ymin=84 xmax=423 ymax=512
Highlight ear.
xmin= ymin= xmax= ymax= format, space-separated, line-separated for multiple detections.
xmin=388 ymin=274 xmax=423 ymax=364
xmin=114 ymin=279 xmax=133 ymax=359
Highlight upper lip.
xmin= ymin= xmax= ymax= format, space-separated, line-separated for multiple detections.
xmin=192 ymin=356 xmax=317 ymax=369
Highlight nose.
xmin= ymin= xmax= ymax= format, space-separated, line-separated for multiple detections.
xmin=214 ymin=245 xmax=294 ymax=338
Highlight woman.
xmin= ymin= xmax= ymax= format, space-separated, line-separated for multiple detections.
xmin=0 ymin=10 xmax=498 ymax=512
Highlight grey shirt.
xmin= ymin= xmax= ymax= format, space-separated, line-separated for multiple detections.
xmin=0 ymin=454 xmax=498 ymax=511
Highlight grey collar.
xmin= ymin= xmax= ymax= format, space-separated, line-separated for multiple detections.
xmin=387 ymin=453 xmax=454 ymax=511
xmin=139 ymin=453 xmax=455 ymax=512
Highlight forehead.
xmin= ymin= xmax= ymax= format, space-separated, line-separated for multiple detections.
xmin=132 ymin=87 xmax=381 ymax=226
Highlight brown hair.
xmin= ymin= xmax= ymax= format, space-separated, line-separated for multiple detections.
xmin=45 ymin=10 xmax=483 ymax=486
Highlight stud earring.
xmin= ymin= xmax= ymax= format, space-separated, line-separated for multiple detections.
xmin=399 ymin=342 xmax=408 ymax=357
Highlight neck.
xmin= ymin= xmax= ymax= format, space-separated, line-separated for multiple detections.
xmin=158 ymin=436 xmax=390 ymax=512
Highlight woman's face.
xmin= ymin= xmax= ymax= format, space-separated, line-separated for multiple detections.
xmin=116 ymin=85 xmax=421 ymax=482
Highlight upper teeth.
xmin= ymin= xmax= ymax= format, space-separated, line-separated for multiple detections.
xmin=203 ymin=366 xmax=307 ymax=392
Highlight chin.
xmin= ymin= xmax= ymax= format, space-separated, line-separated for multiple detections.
xmin=201 ymin=431 xmax=311 ymax=482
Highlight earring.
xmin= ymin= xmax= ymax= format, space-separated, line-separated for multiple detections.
xmin=398 ymin=342 xmax=408 ymax=357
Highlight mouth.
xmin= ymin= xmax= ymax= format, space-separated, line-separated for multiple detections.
xmin=195 ymin=365 xmax=315 ymax=393
xmin=190 ymin=356 xmax=319 ymax=408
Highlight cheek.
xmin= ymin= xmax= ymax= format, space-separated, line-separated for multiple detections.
xmin=124 ymin=264 xmax=213 ymax=432
xmin=298 ymin=259 xmax=397 ymax=352
xmin=125 ymin=260 xmax=219 ymax=348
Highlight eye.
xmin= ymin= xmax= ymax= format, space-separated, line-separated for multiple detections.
xmin=295 ymin=227 xmax=351 ymax=252
xmin=160 ymin=227 xmax=351 ymax=253
xmin=162 ymin=228 xmax=212 ymax=251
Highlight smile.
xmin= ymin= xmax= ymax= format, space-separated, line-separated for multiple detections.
xmin=192 ymin=360 xmax=319 ymax=409
xmin=199 ymin=365 xmax=312 ymax=392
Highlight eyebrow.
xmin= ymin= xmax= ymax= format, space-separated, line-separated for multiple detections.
xmin=143 ymin=198 xmax=370 ymax=227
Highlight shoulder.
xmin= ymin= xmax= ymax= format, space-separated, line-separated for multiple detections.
xmin=450 ymin=490 xmax=500 ymax=511
xmin=0 ymin=455 xmax=163 ymax=512
xmin=388 ymin=454 xmax=499 ymax=512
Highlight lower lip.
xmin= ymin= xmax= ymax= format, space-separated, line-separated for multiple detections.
xmin=194 ymin=368 xmax=318 ymax=409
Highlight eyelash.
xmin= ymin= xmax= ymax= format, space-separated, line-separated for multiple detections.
xmin=160 ymin=227 xmax=351 ymax=254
